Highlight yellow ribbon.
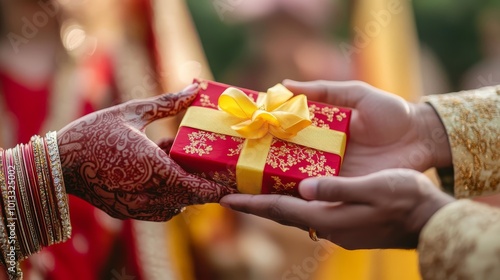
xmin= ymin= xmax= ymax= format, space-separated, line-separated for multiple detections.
xmin=180 ymin=84 xmax=346 ymax=194
xmin=218 ymin=84 xmax=312 ymax=139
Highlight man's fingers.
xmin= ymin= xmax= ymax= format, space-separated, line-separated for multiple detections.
xmin=282 ymin=80 xmax=369 ymax=108
xmin=299 ymin=176 xmax=376 ymax=204
xmin=126 ymin=83 xmax=200 ymax=129
xmin=299 ymin=172 xmax=400 ymax=204
xmin=220 ymin=194 xmax=315 ymax=226
xmin=220 ymin=194 xmax=377 ymax=232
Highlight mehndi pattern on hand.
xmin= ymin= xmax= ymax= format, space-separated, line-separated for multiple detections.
xmin=58 ymin=83 xmax=235 ymax=221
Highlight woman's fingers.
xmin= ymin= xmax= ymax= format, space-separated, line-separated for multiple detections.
xmin=157 ymin=138 xmax=175 ymax=154
xmin=182 ymin=172 xmax=237 ymax=204
xmin=125 ymin=82 xmax=200 ymax=129
xmin=152 ymin=148 xmax=236 ymax=204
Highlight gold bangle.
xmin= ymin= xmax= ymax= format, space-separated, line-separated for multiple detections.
xmin=40 ymin=135 xmax=61 ymax=243
xmin=18 ymin=143 xmax=43 ymax=254
xmin=14 ymin=144 xmax=39 ymax=257
xmin=39 ymin=135 xmax=62 ymax=243
xmin=12 ymin=146 xmax=28 ymax=257
xmin=31 ymin=135 xmax=55 ymax=245
xmin=45 ymin=132 xmax=72 ymax=241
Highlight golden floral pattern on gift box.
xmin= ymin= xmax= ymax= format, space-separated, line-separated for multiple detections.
xmin=265 ymin=139 xmax=336 ymax=176
xmin=183 ymin=131 xmax=226 ymax=156
xmin=271 ymin=176 xmax=296 ymax=194
xmin=308 ymin=104 xmax=346 ymax=128
xmin=200 ymin=94 xmax=217 ymax=108
xmin=197 ymin=170 xmax=237 ymax=189
xmin=227 ymin=137 xmax=245 ymax=157
xmin=199 ymin=80 xmax=209 ymax=90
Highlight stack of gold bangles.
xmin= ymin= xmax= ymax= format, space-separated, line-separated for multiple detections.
xmin=0 ymin=132 xmax=71 ymax=279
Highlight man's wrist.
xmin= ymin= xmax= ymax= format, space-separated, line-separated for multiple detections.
xmin=411 ymin=190 xmax=455 ymax=248
xmin=415 ymin=102 xmax=452 ymax=169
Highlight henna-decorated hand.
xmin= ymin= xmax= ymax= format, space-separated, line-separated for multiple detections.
xmin=57 ymin=84 xmax=235 ymax=221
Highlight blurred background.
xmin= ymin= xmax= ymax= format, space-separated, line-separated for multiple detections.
xmin=0 ymin=0 xmax=499 ymax=279
xmin=190 ymin=0 xmax=500 ymax=93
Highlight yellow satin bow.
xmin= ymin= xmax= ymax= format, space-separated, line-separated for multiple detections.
xmin=218 ymin=84 xmax=312 ymax=140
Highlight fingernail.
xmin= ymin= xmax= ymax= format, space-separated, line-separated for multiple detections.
xmin=219 ymin=198 xmax=232 ymax=209
xmin=299 ymin=178 xmax=318 ymax=199
xmin=181 ymin=83 xmax=200 ymax=96
xmin=282 ymin=79 xmax=300 ymax=85
xmin=220 ymin=202 xmax=231 ymax=209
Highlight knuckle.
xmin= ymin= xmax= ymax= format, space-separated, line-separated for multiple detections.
xmin=316 ymin=179 xmax=339 ymax=200
xmin=316 ymin=180 xmax=330 ymax=194
xmin=122 ymin=99 xmax=139 ymax=112
xmin=267 ymin=196 xmax=285 ymax=221
xmin=383 ymin=169 xmax=421 ymax=188
xmin=317 ymin=79 xmax=331 ymax=87
xmin=318 ymin=79 xmax=334 ymax=89
xmin=351 ymin=80 xmax=370 ymax=92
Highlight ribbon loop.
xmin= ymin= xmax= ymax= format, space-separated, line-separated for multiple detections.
xmin=218 ymin=84 xmax=312 ymax=140
xmin=218 ymin=88 xmax=258 ymax=119
xmin=264 ymin=84 xmax=294 ymax=111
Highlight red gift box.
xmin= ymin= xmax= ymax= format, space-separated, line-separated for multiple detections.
xmin=170 ymin=80 xmax=351 ymax=196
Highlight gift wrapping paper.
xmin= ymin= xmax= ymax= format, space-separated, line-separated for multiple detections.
xmin=170 ymin=80 xmax=351 ymax=196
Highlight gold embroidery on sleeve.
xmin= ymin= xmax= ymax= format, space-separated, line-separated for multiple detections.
xmin=424 ymin=86 xmax=500 ymax=198
xmin=419 ymin=200 xmax=500 ymax=279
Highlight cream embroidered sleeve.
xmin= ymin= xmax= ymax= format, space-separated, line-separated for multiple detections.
xmin=423 ymin=86 xmax=500 ymax=198
xmin=418 ymin=200 xmax=500 ymax=280
xmin=418 ymin=87 xmax=500 ymax=279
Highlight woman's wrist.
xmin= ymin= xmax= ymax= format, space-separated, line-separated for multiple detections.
xmin=0 ymin=133 xmax=72 ymax=278
xmin=415 ymin=102 xmax=452 ymax=170
xmin=56 ymin=126 xmax=84 ymax=198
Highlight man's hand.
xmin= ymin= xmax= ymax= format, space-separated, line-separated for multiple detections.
xmin=283 ymin=80 xmax=452 ymax=175
xmin=220 ymin=169 xmax=455 ymax=249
